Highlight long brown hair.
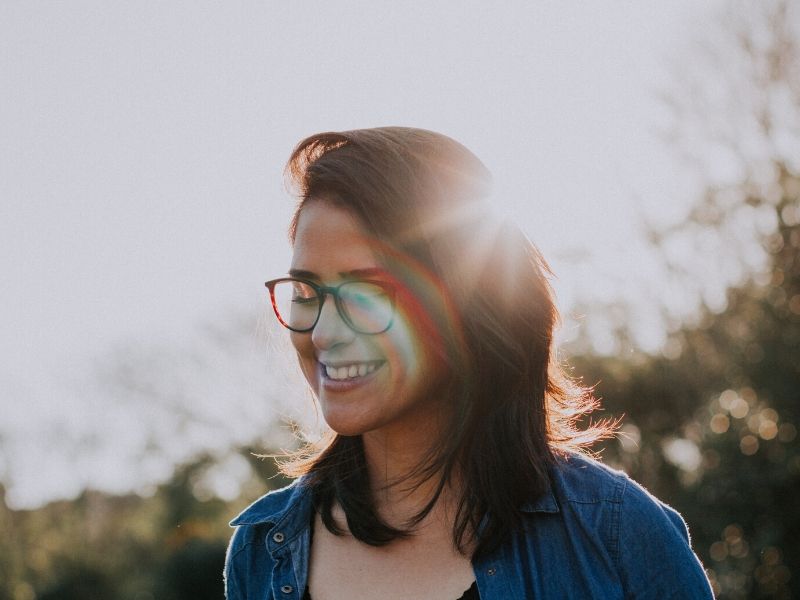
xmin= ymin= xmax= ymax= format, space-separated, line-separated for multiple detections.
xmin=279 ymin=127 xmax=611 ymax=557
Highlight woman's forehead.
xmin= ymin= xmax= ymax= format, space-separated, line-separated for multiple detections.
xmin=291 ymin=201 xmax=381 ymax=274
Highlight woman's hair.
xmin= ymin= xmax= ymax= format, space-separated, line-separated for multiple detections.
xmin=279 ymin=127 xmax=613 ymax=557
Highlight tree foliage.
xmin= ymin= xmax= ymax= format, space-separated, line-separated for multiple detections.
xmin=572 ymin=2 xmax=800 ymax=598
xmin=0 ymin=451 xmax=288 ymax=600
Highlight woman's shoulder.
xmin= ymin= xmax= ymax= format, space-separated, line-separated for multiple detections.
xmin=548 ymin=452 xmax=629 ymax=504
xmin=230 ymin=477 xmax=309 ymax=527
xmin=549 ymin=452 xmax=690 ymax=542
xmin=547 ymin=453 xmax=713 ymax=597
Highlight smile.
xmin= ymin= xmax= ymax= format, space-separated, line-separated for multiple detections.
xmin=321 ymin=360 xmax=385 ymax=381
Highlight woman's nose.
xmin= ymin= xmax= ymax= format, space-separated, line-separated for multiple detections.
xmin=311 ymin=296 xmax=355 ymax=349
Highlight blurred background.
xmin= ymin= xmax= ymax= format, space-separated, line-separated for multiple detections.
xmin=1 ymin=1 xmax=798 ymax=598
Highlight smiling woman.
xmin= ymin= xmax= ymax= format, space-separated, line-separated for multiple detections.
xmin=224 ymin=128 xmax=714 ymax=599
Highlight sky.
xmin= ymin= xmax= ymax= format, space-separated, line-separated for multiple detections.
xmin=1 ymin=1 xmax=728 ymax=508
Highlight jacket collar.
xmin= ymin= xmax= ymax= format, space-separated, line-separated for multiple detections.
xmin=230 ymin=477 xmax=312 ymax=530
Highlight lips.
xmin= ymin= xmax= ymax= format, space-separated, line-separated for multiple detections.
xmin=323 ymin=360 xmax=384 ymax=380
xmin=318 ymin=359 xmax=385 ymax=391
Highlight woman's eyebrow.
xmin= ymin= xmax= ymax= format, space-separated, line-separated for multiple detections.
xmin=341 ymin=267 xmax=387 ymax=279
xmin=287 ymin=267 xmax=387 ymax=280
xmin=288 ymin=268 xmax=319 ymax=280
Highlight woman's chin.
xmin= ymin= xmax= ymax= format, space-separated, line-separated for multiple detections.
xmin=323 ymin=418 xmax=372 ymax=437
xmin=318 ymin=404 xmax=365 ymax=437
xmin=327 ymin=425 xmax=367 ymax=437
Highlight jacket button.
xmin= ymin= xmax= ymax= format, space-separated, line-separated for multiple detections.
xmin=281 ymin=585 xmax=293 ymax=594
xmin=487 ymin=567 xmax=496 ymax=576
xmin=273 ymin=531 xmax=285 ymax=543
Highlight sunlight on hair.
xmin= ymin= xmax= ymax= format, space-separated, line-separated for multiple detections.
xmin=402 ymin=192 xmax=533 ymax=306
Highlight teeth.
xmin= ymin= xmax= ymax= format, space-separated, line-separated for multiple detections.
xmin=324 ymin=362 xmax=379 ymax=380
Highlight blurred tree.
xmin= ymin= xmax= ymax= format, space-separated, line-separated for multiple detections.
xmin=37 ymin=566 xmax=116 ymax=600
xmin=158 ymin=537 xmax=227 ymax=600
xmin=572 ymin=1 xmax=799 ymax=598
xmin=0 ymin=449 xmax=283 ymax=600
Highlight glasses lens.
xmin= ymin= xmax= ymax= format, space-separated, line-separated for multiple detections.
xmin=271 ymin=280 xmax=320 ymax=331
xmin=339 ymin=281 xmax=394 ymax=333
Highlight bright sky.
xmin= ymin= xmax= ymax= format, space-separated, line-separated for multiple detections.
xmin=1 ymin=1 xmax=725 ymax=508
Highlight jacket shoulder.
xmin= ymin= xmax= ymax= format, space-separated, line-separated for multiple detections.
xmin=549 ymin=452 xmax=629 ymax=505
xmin=549 ymin=453 xmax=690 ymax=549
xmin=229 ymin=478 xmax=306 ymax=527
xmin=550 ymin=454 xmax=713 ymax=598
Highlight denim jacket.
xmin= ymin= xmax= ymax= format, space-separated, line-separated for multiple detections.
xmin=225 ymin=454 xmax=714 ymax=599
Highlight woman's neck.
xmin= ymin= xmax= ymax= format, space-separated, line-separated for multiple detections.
xmin=360 ymin=414 xmax=456 ymax=528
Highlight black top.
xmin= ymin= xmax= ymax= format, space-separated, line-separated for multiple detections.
xmin=303 ymin=581 xmax=479 ymax=599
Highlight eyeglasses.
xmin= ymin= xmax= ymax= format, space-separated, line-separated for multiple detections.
xmin=265 ymin=277 xmax=396 ymax=334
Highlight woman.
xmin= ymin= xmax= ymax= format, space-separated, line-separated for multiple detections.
xmin=225 ymin=127 xmax=714 ymax=599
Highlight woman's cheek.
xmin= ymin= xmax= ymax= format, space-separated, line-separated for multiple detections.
xmin=290 ymin=333 xmax=317 ymax=386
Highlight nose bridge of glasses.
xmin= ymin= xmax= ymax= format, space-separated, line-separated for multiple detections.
xmin=313 ymin=285 xmax=352 ymax=335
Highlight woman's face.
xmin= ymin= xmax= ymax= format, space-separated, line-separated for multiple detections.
xmin=289 ymin=200 xmax=446 ymax=438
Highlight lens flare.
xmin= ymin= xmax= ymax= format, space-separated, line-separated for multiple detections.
xmin=345 ymin=199 xmax=533 ymax=384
